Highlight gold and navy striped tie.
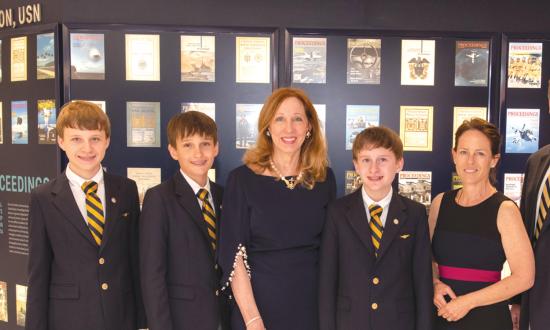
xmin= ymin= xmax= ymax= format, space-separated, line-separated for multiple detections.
xmin=82 ymin=181 xmax=105 ymax=246
xmin=535 ymin=173 xmax=550 ymax=240
xmin=197 ymin=188 xmax=217 ymax=250
xmin=369 ymin=204 xmax=383 ymax=256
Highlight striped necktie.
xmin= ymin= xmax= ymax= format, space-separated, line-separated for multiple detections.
xmin=369 ymin=204 xmax=383 ymax=256
xmin=535 ymin=173 xmax=550 ymax=240
xmin=82 ymin=181 xmax=105 ymax=246
xmin=197 ymin=188 xmax=217 ymax=250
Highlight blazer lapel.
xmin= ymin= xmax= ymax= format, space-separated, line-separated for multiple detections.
xmin=538 ymin=154 xmax=550 ymax=235
xmin=346 ymin=189 xmax=375 ymax=258
xmin=376 ymin=192 xmax=407 ymax=262
xmin=173 ymin=173 xmax=213 ymax=253
xmin=210 ymin=181 xmax=222 ymax=218
xmin=52 ymin=174 xmax=97 ymax=247
xmin=100 ymin=172 xmax=120 ymax=252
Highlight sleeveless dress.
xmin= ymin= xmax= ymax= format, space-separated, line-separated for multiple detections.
xmin=432 ymin=190 xmax=512 ymax=330
xmin=218 ymin=165 xmax=336 ymax=330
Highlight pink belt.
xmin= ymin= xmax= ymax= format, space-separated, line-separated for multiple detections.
xmin=438 ymin=265 xmax=500 ymax=283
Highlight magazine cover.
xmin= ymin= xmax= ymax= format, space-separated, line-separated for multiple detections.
xmin=16 ymin=284 xmax=26 ymax=327
xmin=70 ymin=33 xmax=105 ymax=80
xmin=505 ymin=108 xmax=539 ymax=153
xmin=401 ymin=40 xmax=435 ymax=86
xmin=345 ymin=170 xmax=362 ymax=195
xmin=347 ymin=38 xmax=381 ymax=84
xmin=314 ymin=104 xmax=326 ymax=136
xmin=236 ymin=36 xmax=270 ymax=83
xmin=503 ymin=173 xmax=524 ymax=206
xmin=451 ymin=171 xmax=463 ymax=190
xmin=127 ymin=168 xmax=161 ymax=206
xmin=11 ymin=101 xmax=28 ymax=144
xmin=399 ymin=106 xmax=433 ymax=151
xmin=452 ymin=106 xmax=487 ymax=147
xmin=181 ymin=102 xmax=215 ymax=121
xmin=508 ymin=42 xmax=543 ymax=88
xmin=181 ymin=35 xmax=215 ymax=82
xmin=454 ymin=40 xmax=489 ymax=87
xmin=11 ymin=36 xmax=27 ymax=82
xmin=125 ymin=34 xmax=160 ymax=81
xmin=126 ymin=102 xmax=161 ymax=148
xmin=236 ymin=104 xmax=262 ymax=149
xmin=0 ymin=281 xmax=7 ymax=322
xmin=346 ymin=105 xmax=380 ymax=150
xmin=37 ymin=99 xmax=57 ymax=144
xmin=37 ymin=32 xmax=55 ymax=79
xmin=398 ymin=171 xmax=432 ymax=212
xmin=292 ymin=37 xmax=327 ymax=84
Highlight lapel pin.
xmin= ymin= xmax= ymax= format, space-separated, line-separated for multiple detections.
xmin=400 ymin=234 xmax=410 ymax=239
xmin=111 ymin=197 xmax=117 ymax=204
xmin=393 ymin=219 xmax=399 ymax=225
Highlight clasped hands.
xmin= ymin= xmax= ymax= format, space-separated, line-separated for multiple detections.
xmin=433 ymin=280 xmax=473 ymax=322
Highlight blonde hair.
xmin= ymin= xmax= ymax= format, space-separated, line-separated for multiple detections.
xmin=57 ymin=100 xmax=110 ymax=138
xmin=243 ymin=88 xmax=328 ymax=189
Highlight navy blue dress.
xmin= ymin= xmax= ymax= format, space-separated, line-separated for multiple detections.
xmin=218 ymin=165 xmax=336 ymax=330
xmin=432 ymin=190 xmax=512 ymax=330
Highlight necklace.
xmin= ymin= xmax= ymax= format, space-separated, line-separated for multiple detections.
xmin=269 ymin=159 xmax=303 ymax=190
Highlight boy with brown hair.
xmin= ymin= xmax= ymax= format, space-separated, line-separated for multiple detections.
xmin=140 ymin=111 xmax=227 ymax=330
xmin=26 ymin=100 xmax=146 ymax=330
xmin=319 ymin=126 xmax=433 ymax=330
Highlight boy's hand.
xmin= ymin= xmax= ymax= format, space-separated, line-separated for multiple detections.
xmin=437 ymin=295 xmax=473 ymax=322
xmin=433 ymin=280 xmax=456 ymax=310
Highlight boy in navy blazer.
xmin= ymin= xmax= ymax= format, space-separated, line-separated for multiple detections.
xmin=26 ymin=101 xmax=146 ymax=330
xmin=319 ymin=126 xmax=433 ymax=330
xmin=140 ymin=111 xmax=227 ymax=330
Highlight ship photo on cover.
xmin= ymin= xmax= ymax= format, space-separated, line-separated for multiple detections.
xmin=508 ymin=42 xmax=543 ymax=88
xmin=454 ymin=40 xmax=489 ymax=87
xmin=292 ymin=37 xmax=327 ymax=84
xmin=181 ymin=35 xmax=215 ymax=82
xmin=398 ymin=171 xmax=432 ymax=212
xmin=346 ymin=105 xmax=380 ymax=150
xmin=37 ymin=33 xmax=55 ymax=80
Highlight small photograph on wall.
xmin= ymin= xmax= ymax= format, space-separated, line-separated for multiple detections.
xmin=347 ymin=38 xmax=381 ymax=84
xmin=11 ymin=101 xmax=28 ymax=144
xmin=181 ymin=35 xmax=215 ymax=82
xmin=451 ymin=172 xmax=463 ymax=190
xmin=452 ymin=106 xmax=487 ymax=147
xmin=127 ymin=167 xmax=161 ymax=206
xmin=126 ymin=102 xmax=161 ymax=148
xmin=70 ymin=33 xmax=105 ymax=80
xmin=181 ymin=102 xmax=215 ymax=121
xmin=235 ymin=36 xmax=271 ymax=83
xmin=346 ymin=105 xmax=380 ymax=150
xmin=398 ymin=171 xmax=432 ymax=212
xmin=0 ymin=281 xmax=7 ymax=322
xmin=235 ymin=104 xmax=262 ymax=149
xmin=313 ymin=104 xmax=326 ymax=136
xmin=11 ymin=36 xmax=27 ymax=82
xmin=15 ymin=284 xmax=27 ymax=327
xmin=505 ymin=108 xmax=539 ymax=153
xmin=37 ymin=99 xmax=57 ymax=144
xmin=401 ymin=39 xmax=435 ymax=86
xmin=503 ymin=173 xmax=524 ymax=206
xmin=292 ymin=37 xmax=327 ymax=84
xmin=36 ymin=32 xmax=55 ymax=80
xmin=345 ymin=170 xmax=362 ymax=195
xmin=125 ymin=34 xmax=160 ymax=81
xmin=507 ymin=42 xmax=542 ymax=88
xmin=399 ymin=106 xmax=433 ymax=151
xmin=454 ymin=40 xmax=489 ymax=87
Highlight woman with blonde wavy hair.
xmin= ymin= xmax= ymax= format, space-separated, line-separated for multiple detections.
xmin=218 ymin=87 xmax=336 ymax=330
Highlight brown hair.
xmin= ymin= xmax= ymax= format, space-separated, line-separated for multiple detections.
xmin=57 ymin=100 xmax=111 ymax=138
xmin=167 ymin=111 xmax=218 ymax=148
xmin=352 ymin=126 xmax=403 ymax=160
xmin=454 ymin=117 xmax=501 ymax=183
xmin=243 ymin=87 xmax=328 ymax=189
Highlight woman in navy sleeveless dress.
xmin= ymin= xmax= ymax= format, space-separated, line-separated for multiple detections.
xmin=429 ymin=118 xmax=534 ymax=330
xmin=218 ymin=88 xmax=336 ymax=330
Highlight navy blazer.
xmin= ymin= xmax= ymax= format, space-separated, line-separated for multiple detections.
xmin=519 ymin=144 xmax=550 ymax=330
xmin=26 ymin=171 xmax=146 ymax=330
xmin=139 ymin=172 xmax=227 ymax=330
xmin=319 ymin=188 xmax=433 ymax=330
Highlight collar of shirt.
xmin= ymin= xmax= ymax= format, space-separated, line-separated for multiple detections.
xmin=180 ymin=169 xmax=215 ymax=214
xmin=362 ymin=186 xmax=393 ymax=227
xmin=65 ymin=165 xmax=106 ymax=223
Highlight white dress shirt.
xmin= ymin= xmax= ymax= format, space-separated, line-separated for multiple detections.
xmin=362 ymin=186 xmax=393 ymax=227
xmin=65 ymin=165 xmax=107 ymax=223
xmin=180 ymin=169 xmax=216 ymax=215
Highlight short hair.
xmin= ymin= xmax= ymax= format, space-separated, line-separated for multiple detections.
xmin=352 ymin=126 xmax=403 ymax=160
xmin=243 ymin=87 xmax=328 ymax=189
xmin=167 ymin=111 xmax=218 ymax=148
xmin=454 ymin=117 xmax=501 ymax=184
xmin=57 ymin=100 xmax=111 ymax=138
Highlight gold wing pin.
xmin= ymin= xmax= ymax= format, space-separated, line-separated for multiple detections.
xmin=400 ymin=234 xmax=410 ymax=239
